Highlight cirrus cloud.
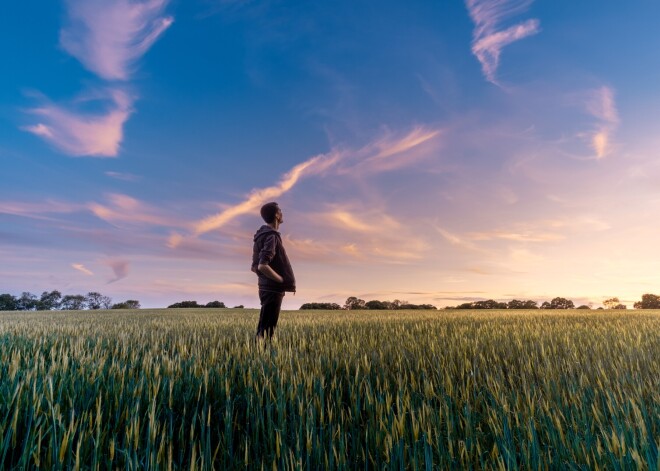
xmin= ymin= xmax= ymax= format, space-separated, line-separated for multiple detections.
xmin=182 ymin=126 xmax=441 ymax=241
xmin=23 ymin=89 xmax=133 ymax=157
xmin=466 ymin=0 xmax=540 ymax=85
xmin=60 ymin=0 xmax=174 ymax=81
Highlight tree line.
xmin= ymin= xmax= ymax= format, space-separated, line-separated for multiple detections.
xmin=166 ymin=300 xmax=243 ymax=309
xmin=302 ymin=294 xmax=660 ymax=311
xmin=300 ymin=297 xmax=437 ymax=310
xmin=445 ymin=294 xmax=660 ymax=310
xmin=0 ymin=291 xmax=140 ymax=311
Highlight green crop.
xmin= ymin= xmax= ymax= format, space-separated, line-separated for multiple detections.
xmin=0 ymin=309 xmax=658 ymax=469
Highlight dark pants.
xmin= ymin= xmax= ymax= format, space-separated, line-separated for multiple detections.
xmin=256 ymin=290 xmax=284 ymax=339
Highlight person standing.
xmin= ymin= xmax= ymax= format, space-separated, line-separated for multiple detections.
xmin=251 ymin=202 xmax=296 ymax=343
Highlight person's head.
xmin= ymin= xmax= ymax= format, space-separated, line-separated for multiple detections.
xmin=260 ymin=202 xmax=283 ymax=225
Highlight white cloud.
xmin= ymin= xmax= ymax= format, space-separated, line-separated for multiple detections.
xmin=60 ymin=0 xmax=173 ymax=80
xmin=23 ymin=89 xmax=133 ymax=157
xmin=465 ymin=0 xmax=540 ymax=84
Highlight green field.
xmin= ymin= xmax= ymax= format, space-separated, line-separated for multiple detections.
xmin=0 ymin=309 xmax=658 ymax=469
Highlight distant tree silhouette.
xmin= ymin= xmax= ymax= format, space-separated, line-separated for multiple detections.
xmin=603 ymin=297 xmax=621 ymax=309
xmin=344 ymin=297 xmax=366 ymax=310
xmin=472 ymin=300 xmax=507 ymax=309
xmin=542 ymin=297 xmax=575 ymax=309
xmin=16 ymin=292 xmax=39 ymax=311
xmin=300 ymin=303 xmax=342 ymax=310
xmin=112 ymin=300 xmax=141 ymax=309
xmin=167 ymin=301 xmax=202 ymax=308
xmin=633 ymin=293 xmax=660 ymax=309
xmin=61 ymin=295 xmax=86 ymax=310
xmin=39 ymin=290 xmax=62 ymax=310
xmin=576 ymin=305 xmax=591 ymax=309
xmin=507 ymin=299 xmax=538 ymax=309
xmin=365 ymin=300 xmax=389 ymax=310
xmin=205 ymin=301 xmax=226 ymax=308
xmin=0 ymin=294 xmax=17 ymax=311
xmin=86 ymin=292 xmax=112 ymax=310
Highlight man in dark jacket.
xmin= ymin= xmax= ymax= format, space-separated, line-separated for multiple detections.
xmin=251 ymin=202 xmax=296 ymax=343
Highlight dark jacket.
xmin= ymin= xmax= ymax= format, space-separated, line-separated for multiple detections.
xmin=252 ymin=225 xmax=296 ymax=292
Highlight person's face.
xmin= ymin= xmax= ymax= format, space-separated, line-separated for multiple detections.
xmin=276 ymin=208 xmax=283 ymax=224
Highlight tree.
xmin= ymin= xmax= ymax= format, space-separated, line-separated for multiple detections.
xmin=233 ymin=305 xmax=244 ymax=309
xmin=576 ymin=305 xmax=591 ymax=309
xmin=633 ymin=293 xmax=660 ymax=309
xmin=61 ymin=295 xmax=86 ymax=310
xmin=613 ymin=304 xmax=627 ymax=309
xmin=0 ymin=294 xmax=17 ymax=311
xmin=344 ymin=297 xmax=366 ymax=310
xmin=456 ymin=302 xmax=475 ymax=309
xmin=365 ymin=300 xmax=389 ymax=310
xmin=548 ymin=297 xmax=575 ymax=309
xmin=472 ymin=299 xmax=507 ymax=309
xmin=300 ymin=303 xmax=342 ymax=310
xmin=205 ymin=301 xmax=226 ymax=308
xmin=39 ymin=290 xmax=62 ymax=310
xmin=168 ymin=301 xmax=202 ymax=308
xmin=86 ymin=292 xmax=112 ymax=310
xmin=508 ymin=299 xmax=538 ymax=309
xmin=111 ymin=300 xmax=141 ymax=309
xmin=603 ymin=297 xmax=621 ymax=309
xmin=16 ymin=292 xmax=39 ymax=311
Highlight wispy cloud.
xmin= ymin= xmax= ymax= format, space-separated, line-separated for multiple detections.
xmin=465 ymin=0 xmax=540 ymax=84
xmin=88 ymin=193 xmax=184 ymax=227
xmin=434 ymin=226 xmax=483 ymax=252
xmin=325 ymin=208 xmax=401 ymax=233
xmin=23 ymin=89 xmax=133 ymax=157
xmin=346 ymin=127 xmax=441 ymax=174
xmin=0 ymin=199 xmax=83 ymax=219
xmin=105 ymin=171 xmax=141 ymax=182
xmin=585 ymin=86 xmax=619 ymax=158
xmin=183 ymin=126 xmax=440 ymax=241
xmin=105 ymin=259 xmax=129 ymax=283
xmin=467 ymin=229 xmax=563 ymax=242
xmin=71 ymin=263 xmax=94 ymax=275
xmin=189 ymin=150 xmax=345 ymax=238
xmin=60 ymin=0 xmax=173 ymax=81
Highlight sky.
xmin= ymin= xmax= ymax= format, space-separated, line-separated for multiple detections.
xmin=2 ymin=0 xmax=660 ymax=309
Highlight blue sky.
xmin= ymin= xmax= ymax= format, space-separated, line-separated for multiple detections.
xmin=2 ymin=0 xmax=660 ymax=309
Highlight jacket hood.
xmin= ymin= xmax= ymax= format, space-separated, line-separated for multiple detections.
xmin=253 ymin=225 xmax=279 ymax=242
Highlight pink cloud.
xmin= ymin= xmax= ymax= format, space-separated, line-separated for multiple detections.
xmin=71 ymin=263 xmax=94 ymax=275
xmin=0 ymin=199 xmax=83 ymax=219
xmin=23 ymin=89 xmax=133 ymax=157
xmin=60 ymin=0 xmax=173 ymax=81
xmin=466 ymin=0 xmax=540 ymax=84
xmin=190 ymin=150 xmax=344 ymax=238
xmin=185 ymin=126 xmax=441 ymax=240
xmin=348 ymin=126 xmax=441 ymax=173
xmin=88 ymin=193 xmax=186 ymax=227
xmin=105 ymin=259 xmax=129 ymax=283
xmin=585 ymin=86 xmax=619 ymax=158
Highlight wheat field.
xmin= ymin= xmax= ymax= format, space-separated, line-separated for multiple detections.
xmin=0 ymin=308 xmax=658 ymax=469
